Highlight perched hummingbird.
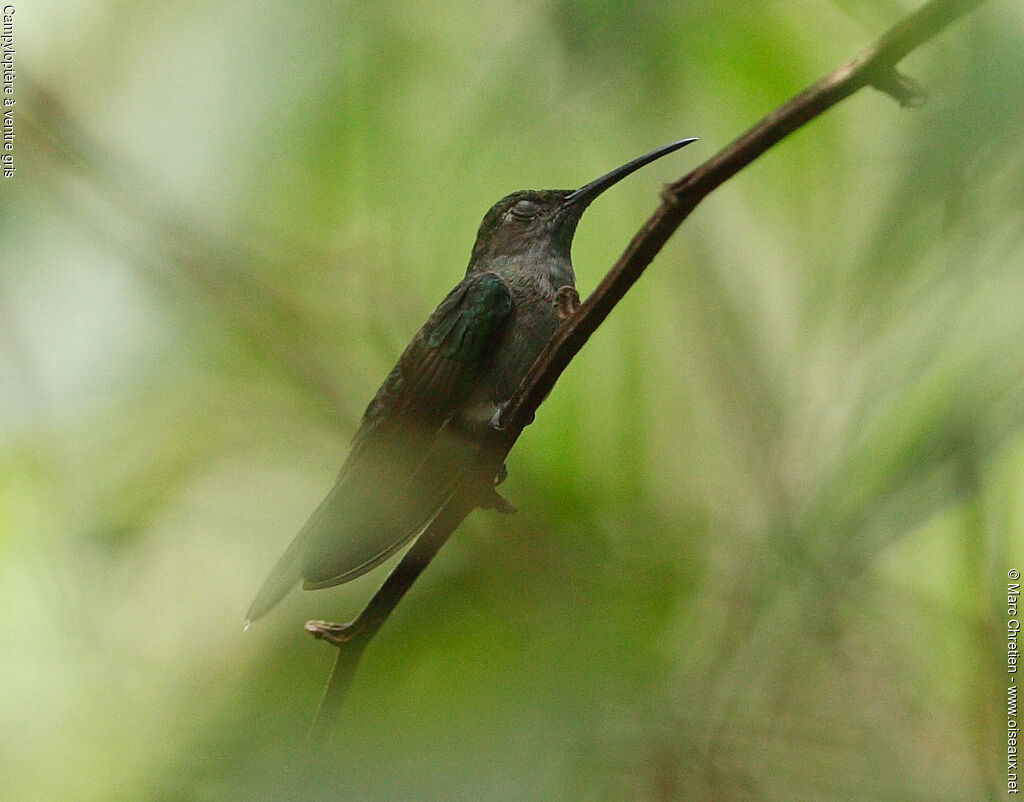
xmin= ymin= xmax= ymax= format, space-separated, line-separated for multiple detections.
xmin=246 ymin=139 xmax=697 ymax=623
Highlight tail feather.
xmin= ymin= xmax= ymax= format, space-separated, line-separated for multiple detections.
xmin=245 ymin=533 xmax=305 ymax=625
xmin=246 ymin=417 xmax=484 ymax=624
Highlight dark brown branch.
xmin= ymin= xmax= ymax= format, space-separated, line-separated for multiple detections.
xmin=307 ymin=0 xmax=989 ymax=739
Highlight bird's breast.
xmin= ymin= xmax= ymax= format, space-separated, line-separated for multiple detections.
xmin=465 ymin=273 xmax=565 ymax=420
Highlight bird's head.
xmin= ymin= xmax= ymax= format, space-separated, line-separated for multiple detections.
xmin=467 ymin=138 xmax=698 ymax=272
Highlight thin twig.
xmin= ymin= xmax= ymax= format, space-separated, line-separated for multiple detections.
xmin=308 ymin=0 xmax=990 ymax=738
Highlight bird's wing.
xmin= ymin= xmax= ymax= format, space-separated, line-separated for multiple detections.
xmin=357 ymin=271 xmax=513 ymax=432
xmin=246 ymin=272 xmax=512 ymax=622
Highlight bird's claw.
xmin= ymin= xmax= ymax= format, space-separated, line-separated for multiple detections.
xmin=490 ymin=401 xmax=509 ymax=431
xmin=555 ymin=285 xmax=580 ymax=321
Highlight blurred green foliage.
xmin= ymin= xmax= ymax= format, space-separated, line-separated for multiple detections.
xmin=3 ymin=0 xmax=1023 ymax=799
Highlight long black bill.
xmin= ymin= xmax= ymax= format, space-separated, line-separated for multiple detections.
xmin=562 ymin=138 xmax=699 ymax=209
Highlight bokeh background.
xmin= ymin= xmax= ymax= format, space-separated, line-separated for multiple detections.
xmin=4 ymin=1 xmax=1024 ymax=799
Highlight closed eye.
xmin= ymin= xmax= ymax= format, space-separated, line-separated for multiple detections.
xmin=510 ymin=199 xmax=540 ymax=219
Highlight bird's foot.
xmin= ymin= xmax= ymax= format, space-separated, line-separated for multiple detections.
xmin=305 ymin=619 xmax=359 ymax=645
xmin=555 ymin=286 xmax=580 ymax=321
xmin=490 ymin=401 xmax=509 ymax=431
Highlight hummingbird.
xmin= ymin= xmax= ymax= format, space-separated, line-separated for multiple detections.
xmin=246 ymin=138 xmax=697 ymax=624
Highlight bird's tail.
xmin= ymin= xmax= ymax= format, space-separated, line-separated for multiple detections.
xmin=245 ymin=533 xmax=305 ymax=626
